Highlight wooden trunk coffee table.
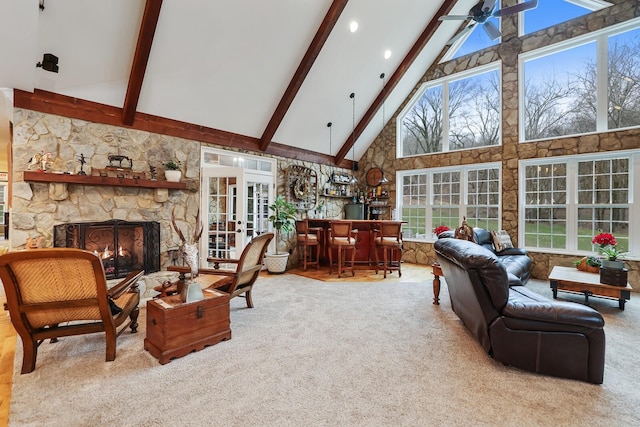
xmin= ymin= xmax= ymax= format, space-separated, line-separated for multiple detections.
xmin=549 ymin=265 xmax=632 ymax=311
xmin=144 ymin=288 xmax=231 ymax=364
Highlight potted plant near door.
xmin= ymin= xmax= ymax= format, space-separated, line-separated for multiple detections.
xmin=264 ymin=195 xmax=297 ymax=273
xmin=164 ymin=159 xmax=182 ymax=182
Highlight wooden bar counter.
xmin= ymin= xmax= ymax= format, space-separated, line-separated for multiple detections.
xmin=307 ymin=219 xmax=404 ymax=268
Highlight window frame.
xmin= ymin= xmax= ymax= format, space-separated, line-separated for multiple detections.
xmin=519 ymin=17 xmax=640 ymax=143
xmin=518 ymin=150 xmax=639 ymax=260
xmin=397 ymin=162 xmax=502 ymax=243
xmin=396 ymin=61 xmax=502 ymax=159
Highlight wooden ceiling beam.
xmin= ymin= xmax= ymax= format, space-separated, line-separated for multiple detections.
xmin=335 ymin=0 xmax=457 ymax=163
xmin=122 ymin=0 xmax=163 ymax=126
xmin=258 ymin=0 xmax=349 ymax=152
xmin=14 ymin=89 xmax=354 ymax=168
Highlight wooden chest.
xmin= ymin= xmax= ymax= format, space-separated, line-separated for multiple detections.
xmin=144 ymin=289 xmax=231 ymax=364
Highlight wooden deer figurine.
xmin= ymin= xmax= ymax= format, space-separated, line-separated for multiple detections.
xmin=171 ymin=207 xmax=204 ymax=281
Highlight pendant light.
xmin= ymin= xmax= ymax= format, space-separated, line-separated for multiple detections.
xmin=378 ymin=72 xmax=389 ymax=184
xmin=349 ymin=92 xmax=358 ymax=184
xmin=327 ymin=121 xmax=333 ymax=193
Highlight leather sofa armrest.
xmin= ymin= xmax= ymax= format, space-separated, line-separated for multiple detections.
xmin=503 ymin=287 xmax=604 ymax=329
xmin=497 ymin=247 xmax=528 ymax=256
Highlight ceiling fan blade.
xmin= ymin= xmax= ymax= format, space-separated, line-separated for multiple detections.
xmin=483 ymin=21 xmax=501 ymax=40
xmin=482 ymin=0 xmax=498 ymax=12
xmin=446 ymin=24 xmax=475 ymax=46
xmin=494 ymin=0 xmax=538 ymax=17
xmin=439 ymin=15 xmax=473 ymax=21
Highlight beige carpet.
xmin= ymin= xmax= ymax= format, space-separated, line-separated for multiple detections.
xmin=9 ymin=266 xmax=640 ymax=426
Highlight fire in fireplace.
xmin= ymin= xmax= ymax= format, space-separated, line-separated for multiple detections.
xmin=54 ymin=220 xmax=160 ymax=279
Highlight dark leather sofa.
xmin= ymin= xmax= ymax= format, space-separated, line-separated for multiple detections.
xmin=439 ymin=227 xmax=531 ymax=286
xmin=434 ymin=238 xmax=606 ymax=384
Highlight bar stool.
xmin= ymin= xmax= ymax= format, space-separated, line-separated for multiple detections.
xmin=328 ymin=221 xmax=357 ymax=278
xmin=374 ymin=222 xmax=403 ymax=278
xmin=295 ymin=220 xmax=321 ymax=271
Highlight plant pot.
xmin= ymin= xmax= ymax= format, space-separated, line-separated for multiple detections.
xmin=576 ymin=257 xmax=600 ymax=273
xmin=601 ymin=259 xmax=625 ymax=270
xmin=165 ymin=170 xmax=182 ymax=182
xmin=264 ymin=252 xmax=289 ymax=274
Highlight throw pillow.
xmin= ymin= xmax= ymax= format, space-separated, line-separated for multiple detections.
xmin=491 ymin=230 xmax=514 ymax=252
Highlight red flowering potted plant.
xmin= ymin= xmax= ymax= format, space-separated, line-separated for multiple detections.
xmin=592 ymin=232 xmax=626 ymax=269
xmin=434 ymin=225 xmax=451 ymax=237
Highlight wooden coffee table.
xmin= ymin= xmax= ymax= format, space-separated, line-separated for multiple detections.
xmin=549 ymin=265 xmax=632 ymax=310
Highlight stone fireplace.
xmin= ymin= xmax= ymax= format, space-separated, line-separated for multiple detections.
xmin=53 ymin=220 xmax=161 ymax=280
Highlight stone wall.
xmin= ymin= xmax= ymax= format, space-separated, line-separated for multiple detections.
xmin=11 ymin=109 xmax=202 ymax=269
xmin=359 ymin=0 xmax=639 ymax=286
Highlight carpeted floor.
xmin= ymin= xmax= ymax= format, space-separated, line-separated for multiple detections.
xmin=9 ymin=266 xmax=640 ymax=426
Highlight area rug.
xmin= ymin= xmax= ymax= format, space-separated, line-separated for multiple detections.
xmin=9 ymin=270 xmax=640 ymax=426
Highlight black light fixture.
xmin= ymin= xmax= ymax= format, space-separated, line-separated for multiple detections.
xmin=350 ymin=92 xmax=358 ymax=184
xmin=327 ymin=121 xmax=334 ymax=187
xmin=39 ymin=0 xmax=45 ymax=11
xmin=378 ymin=73 xmax=389 ymax=184
xmin=36 ymin=53 xmax=59 ymax=73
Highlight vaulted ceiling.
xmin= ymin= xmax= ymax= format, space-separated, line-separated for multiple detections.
xmin=0 ymin=0 xmax=478 ymax=166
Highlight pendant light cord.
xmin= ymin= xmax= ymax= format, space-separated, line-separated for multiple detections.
xmin=350 ymin=92 xmax=358 ymax=184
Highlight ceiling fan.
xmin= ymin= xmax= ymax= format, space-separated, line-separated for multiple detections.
xmin=439 ymin=0 xmax=539 ymax=46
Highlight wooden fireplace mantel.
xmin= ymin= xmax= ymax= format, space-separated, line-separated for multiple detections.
xmin=23 ymin=171 xmax=188 ymax=190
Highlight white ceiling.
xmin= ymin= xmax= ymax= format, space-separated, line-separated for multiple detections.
xmin=0 ymin=0 xmax=478 ymax=161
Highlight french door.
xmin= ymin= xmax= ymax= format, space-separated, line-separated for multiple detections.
xmin=200 ymin=166 xmax=273 ymax=267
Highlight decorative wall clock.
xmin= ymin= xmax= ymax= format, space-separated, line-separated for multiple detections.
xmin=285 ymin=165 xmax=318 ymax=210
xmin=366 ymin=167 xmax=383 ymax=187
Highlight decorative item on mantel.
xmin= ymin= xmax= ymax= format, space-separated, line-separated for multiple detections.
xmin=164 ymin=159 xmax=182 ymax=182
xmin=76 ymin=153 xmax=87 ymax=175
xmin=28 ymin=150 xmax=54 ymax=172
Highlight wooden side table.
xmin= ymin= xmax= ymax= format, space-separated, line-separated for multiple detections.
xmin=432 ymin=262 xmax=443 ymax=305
xmin=144 ymin=289 xmax=231 ymax=364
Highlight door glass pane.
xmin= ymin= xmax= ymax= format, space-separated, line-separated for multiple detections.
xmin=207 ymin=177 xmax=232 ymax=259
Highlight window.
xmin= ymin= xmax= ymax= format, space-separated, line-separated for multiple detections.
xmin=521 ymin=19 xmax=640 ymax=142
xmin=398 ymin=63 xmax=501 ymax=157
xmin=521 ymin=0 xmax=611 ymax=36
xmin=398 ymin=163 xmax=501 ymax=241
xmin=520 ymin=151 xmax=639 ymax=257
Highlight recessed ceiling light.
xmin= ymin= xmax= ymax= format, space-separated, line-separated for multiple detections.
xmin=384 ymin=50 xmax=392 ymax=60
xmin=349 ymin=21 xmax=358 ymax=32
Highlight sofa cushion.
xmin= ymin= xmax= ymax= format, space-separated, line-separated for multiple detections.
xmin=491 ymin=229 xmax=514 ymax=252
xmin=500 ymin=255 xmax=532 ymax=283
xmin=504 ymin=286 xmax=604 ymax=329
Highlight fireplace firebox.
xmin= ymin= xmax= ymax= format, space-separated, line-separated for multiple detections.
xmin=54 ymin=220 xmax=160 ymax=279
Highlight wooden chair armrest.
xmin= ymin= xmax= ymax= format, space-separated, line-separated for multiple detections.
xmin=167 ymin=265 xmax=191 ymax=273
xmin=206 ymin=257 xmax=240 ymax=264
xmin=197 ymin=268 xmax=237 ymax=277
xmin=107 ymin=270 xmax=144 ymax=299
xmin=168 ymin=265 xmax=238 ymax=277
